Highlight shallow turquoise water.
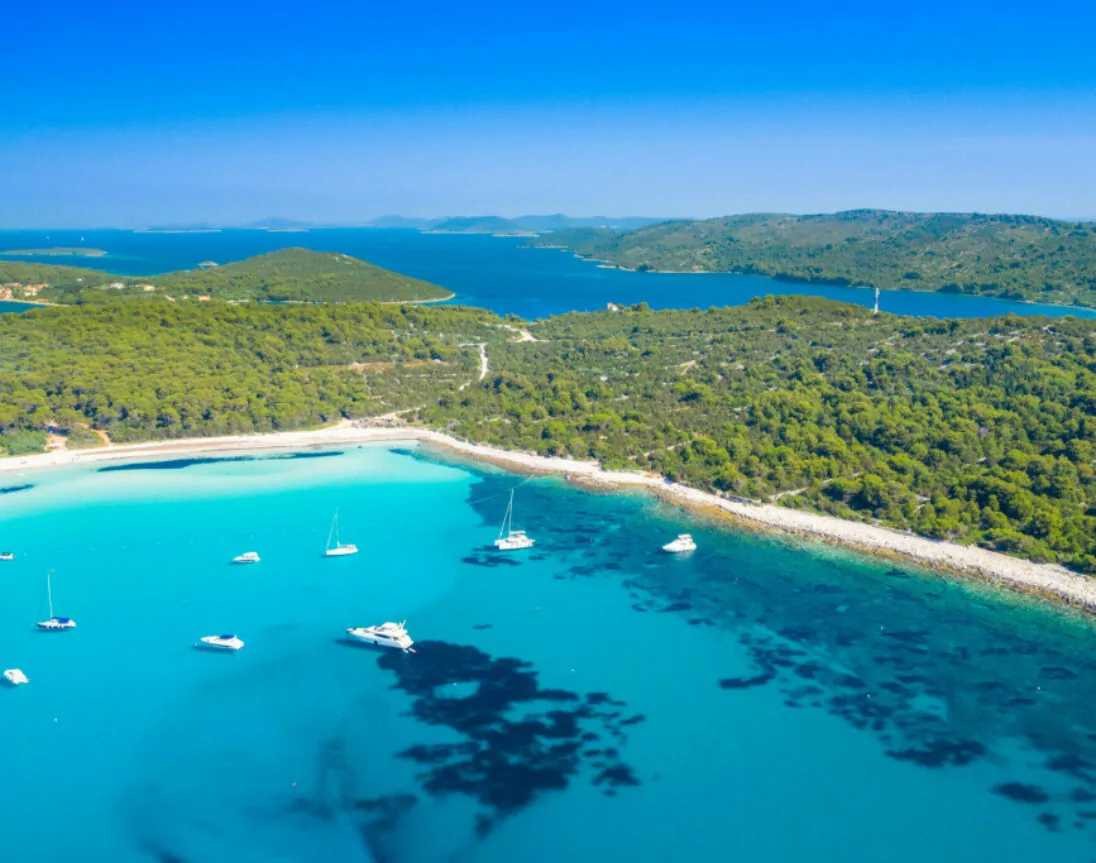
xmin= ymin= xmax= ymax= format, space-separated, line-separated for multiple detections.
xmin=1 ymin=228 xmax=1090 ymax=320
xmin=3 ymin=443 xmax=1096 ymax=861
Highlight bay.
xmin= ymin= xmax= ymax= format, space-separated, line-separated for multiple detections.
xmin=1 ymin=228 xmax=1091 ymax=319
xmin=2 ymin=443 xmax=1095 ymax=862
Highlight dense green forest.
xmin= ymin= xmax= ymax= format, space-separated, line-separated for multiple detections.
xmin=5 ymin=295 xmax=1096 ymax=571
xmin=527 ymin=210 xmax=1096 ymax=307
xmin=0 ymin=248 xmax=451 ymax=303
xmin=0 ymin=300 xmax=493 ymax=445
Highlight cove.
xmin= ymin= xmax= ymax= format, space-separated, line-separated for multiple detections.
xmin=1 ymin=228 xmax=1091 ymax=320
xmin=1 ymin=442 xmax=1094 ymax=862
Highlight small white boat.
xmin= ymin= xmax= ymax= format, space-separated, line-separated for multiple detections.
xmin=199 ymin=634 xmax=244 ymax=651
xmin=0 ymin=552 xmax=14 ymax=561
xmin=37 ymin=571 xmax=76 ymax=630
xmin=324 ymin=509 xmax=359 ymax=557
xmin=662 ymin=533 xmax=697 ymax=553
xmin=232 ymin=551 xmax=260 ymax=564
xmin=346 ymin=621 xmax=414 ymax=652
xmin=494 ymin=490 xmax=535 ymax=550
xmin=3 ymin=669 xmax=29 ymax=686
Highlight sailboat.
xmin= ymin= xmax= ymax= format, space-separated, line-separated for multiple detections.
xmin=324 ymin=509 xmax=359 ymax=557
xmin=494 ymin=489 xmax=535 ymax=550
xmin=37 ymin=571 xmax=76 ymax=630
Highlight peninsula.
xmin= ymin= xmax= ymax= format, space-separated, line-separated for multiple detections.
xmin=3 ymin=294 xmax=1096 ymax=594
xmin=526 ymin=209 xmax=1096 ymax=308
xmin=0 ymin=248 xmax=453 ymax=304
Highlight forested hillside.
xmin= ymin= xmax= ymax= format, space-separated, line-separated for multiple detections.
xmin=4 ymin=295 xmax=1096 ymax=570
xmin=0 ymin=300 xmax=492 ymax=445
xmin=527 ymin=210 xmax=1096 ymax=307
xmin=0 ymin=248 xmax=451 ymax=304
xmin=417 ymin=297 xmax=1096 ymax=570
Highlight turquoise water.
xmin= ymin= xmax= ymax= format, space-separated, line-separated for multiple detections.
xmin=3 ymin=443 xmax=1096 ymax=861
xmin=1 ymin=228 xmax=1091 ymax=320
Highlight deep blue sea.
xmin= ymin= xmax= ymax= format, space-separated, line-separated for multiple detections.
xmin=3 ymin=443 xmax=1096 ymax=862
xmin=1 ymin=228 xmax=1092 ymax=319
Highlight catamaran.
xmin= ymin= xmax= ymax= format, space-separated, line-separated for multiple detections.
xmin=3 ymin=669 xmax=28 ymax=686
xmin=232 ymin=551 xmax=261 ymax=564
xmin=37 ymin=571 xmax=76 ymax=630
xmin=324 ymin=509 xmax=359 ymax=557
xmin=662 ymin=533 xmax=697 ymax=553
xmin=494 ymin=489 xmax=535 ymax=550
xmin=198 ymin=634 xmax=244 ymax=651
xmin=346 ymin=621 xmax=415 ymax=652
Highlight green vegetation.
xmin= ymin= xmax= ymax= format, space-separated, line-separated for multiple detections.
xmin=417 ymin=297 xmax=1096 ymax=571
xmin=0 ymin=299 xmax=494 ymax=443
xmin=0 ymin=248 xmax=452 ymax=304
xmin=527 ymin=210 xmax=1096 ymax=307
xmin=5 ymin=294 xmax=1096 ymax=571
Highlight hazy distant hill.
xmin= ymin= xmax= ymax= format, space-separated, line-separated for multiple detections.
xmin=527 ymin=209 xmax=1096 ymax=307
xmin=0 ymin=249 xmax=451 ymax=304
xmin=365 ymin=215 xmax=442 ymax=230
xmin=428 ymin=214 xmax=663 ymax=235
xmin=240 ymin=217 xmax=315 ymax=231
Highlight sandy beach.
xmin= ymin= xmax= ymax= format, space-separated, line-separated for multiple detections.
xmin=5 ymin=421 xmax=1096 ymax=612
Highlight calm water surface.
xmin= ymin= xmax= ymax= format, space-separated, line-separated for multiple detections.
xmin=1 ymin=228 xmax=1091 ymax=320
xmin=2 ymin=443 xmax=1095 ymax=862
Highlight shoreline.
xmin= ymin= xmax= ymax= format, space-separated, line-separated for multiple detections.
xmin=5 ymin=422 xmax=1096 ymax=612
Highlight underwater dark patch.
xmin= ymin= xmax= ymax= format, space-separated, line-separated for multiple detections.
xmin=375 ymin=640 xmax=639 ymax=833
xmin=99 ymin=456 xmax=257 ymax=472
xmin=993 ymin=783 xmax=1050 ymax=804
xmin=0 ymin=483 xmax=32 ymax=495
xmin=885 ymin=740 xmax=986 ymax=769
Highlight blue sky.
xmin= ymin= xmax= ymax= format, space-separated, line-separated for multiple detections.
xmin=3 ymin=0 xmax=1095 ymax=226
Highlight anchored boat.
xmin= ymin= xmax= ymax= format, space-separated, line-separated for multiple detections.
xmin=494 ymin=490 xmax=535 ymax=550
xmin=324 ymin=509 xmax=359 ymax=557
xmin=37 ymin=571 xmax=76 ymax=630
xmin=346 ymin=621 xmax=415 ymax=652
xmin=662 ymin=534 xmax=697 ymax=553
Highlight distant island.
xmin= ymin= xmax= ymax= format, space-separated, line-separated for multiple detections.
xmin=0 ymin=247 xmax=107 ymax=258
xmin=526 ymin=209 xmax=1096 ymax=308
xmin=353 ymin=213 xmax=663 ymax=235
xmin=0 ymin=248 xmax=453 ymax=304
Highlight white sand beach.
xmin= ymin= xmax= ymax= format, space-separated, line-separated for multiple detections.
xmin=5 ymin=420 xmax=1096 ymax=612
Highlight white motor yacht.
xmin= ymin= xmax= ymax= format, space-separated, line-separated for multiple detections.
xmin=346 ymin=621 xmax=415 ymax=652
xmin=494 ymin=490 xmax=535 ymax=550
xmin=662 ymin=533 xmax=697 ymax=553
xmin=0 ymin=552 xmax=14 ymax=561
xmin=199 ymin=634 xmax=245 ymax=651
xmin=3 ymin=669 xmax=29 ymax=685
xmin=233 ymin=551 xmax=261 ymax=564
xmin=37 ymin=571 xmax=76 ymax=630
xmin=324 ymin=509 xmax=359 ymax=557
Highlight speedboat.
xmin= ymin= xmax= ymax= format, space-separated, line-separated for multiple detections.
xmin=199 ymin=634 xmax=244 ymax=651
xmin=494 ymin=490 xmax=535 ymax=550
xmin=0 ymin=552 xmax=14 ymax=561
xmin=346 ymin=621 xmax=414 ymax=652
xmin=3 ymin=669 xmax=29 ymax=685
xmin=232 ymin=551 xmax=260 ymax=564
xmin=37 ymin=616 xmax=76 ymax=631
xmin=662 ymin=534 xmax=697 ymax=553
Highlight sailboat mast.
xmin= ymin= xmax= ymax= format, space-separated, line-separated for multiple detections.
xmin=498 ymin=490 xmax=514 ymax=540
xmin=47 ymin=571 xmax=53 ymax=618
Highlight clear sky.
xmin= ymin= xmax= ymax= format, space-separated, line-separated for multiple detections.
xmin=3 ymin=0 xmax=1095 ymax=227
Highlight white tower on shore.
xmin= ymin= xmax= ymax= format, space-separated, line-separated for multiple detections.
xmin=873 ymin=286 xmax=880 ymax=315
